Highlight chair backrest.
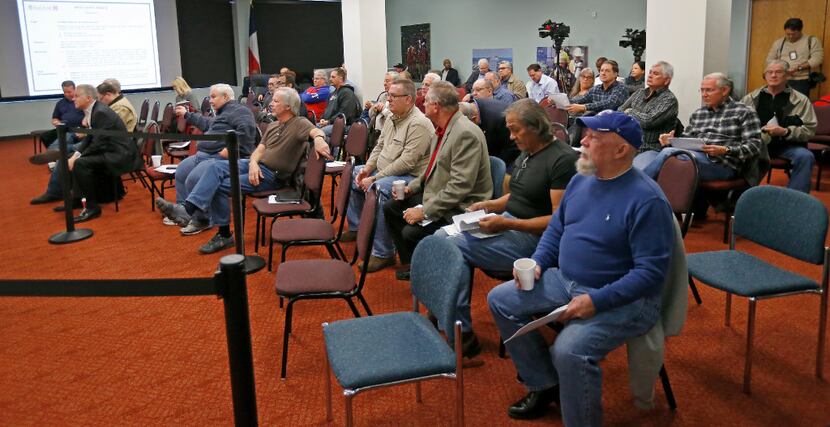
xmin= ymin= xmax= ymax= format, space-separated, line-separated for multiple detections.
xmin=733 ymin=186 xmax=828 ymax=264
xmin=160 ymin=103 xmax=174 ymax=132
xmin=355 ymin=188 xmax=379 ymax=264
xmin=544 ymin=104 xmax=568 ymax=126
xmin=489 ymin=156 xmax=506 ymax=199
xmin=141 ymin=121 xmax=159 ymax=160
xmin=329 ymin=114 xmax=346 ymax=149
xmin=410 ymin=235 xmax=470 ymax=345
xmin=551 ymin=122 xmax=569 ymax=142
xmin=814 ymin=104 xmax=830 ymax=136
xmin=200 ymin=96 xmax=211 ymax=116
xmin=334 ymin=162 xmax=354 ymax=219
xmin=343 ymin=119 xmax=369 ymax=159
xmin=187 ymin=128 xmax=202 ymax=156
xmin=137 ymin=99 xmax=149 ymax=128
xmin=656 ymin=151 xmax=699 ymax=234
xmin=303 ymin=148 xmax=327 ymax=205
xmin=306 ymin=109 xmax=318 ymax=124
xmin=150 ymin=100 xmax=160 ymax=123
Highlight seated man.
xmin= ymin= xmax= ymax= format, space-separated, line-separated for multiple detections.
xmin=156 ymin=88 xmax=331 ymax=254
xmin=498 ymin=61 xmax=528 ymax=99
xmin=464 ymin=58 xmax=491 ymax=94
xmin=567 ymin=60 xmax=629 ymax=115
xmin=384 ymin=81 xmax=492 ymax=280
xmin=741 ymin=60 xmax=817 ymax=193
xmin=441 ymin=99 xmax=578 ymax=357
xmin=254 ymin=74 xmax=280 ymax=123
xmin=488 ymin=111 xmax=673 ymax=424
xmin=618 ymin=61 xmax=679 ymax=170
xmin=301 ymin=71 xmax=332 ymax=122
xmin=39 ymin=80 xmax=84 ymax=150
xmin=362 ymin=71 xmax=397 ymax=128
xmin=345 ymin=78 xmax=433 ymax=272
xmin=318 ymin=67 xmax=361 ymax=136
xmin=459 ymin=97 xmax=515 ymax=168
xmin=166 ymin=83 xmax=257 ymax=234
xmin=97 ymin=78 xmax=136 ymax=132
xmin=462 ymin=78 xmax=498 ymax=103
xmin=485 ymin=71 xmax=516 ymax=104
xmin=416 ymin=72 xmax=441 ymax=112
xmin=63 ymin=84 xmax=137 ymax=222
xmin=642 ymin=72 xmax=762 ymax=181
xmin=526 ymin=63 xmax=560 ymax=104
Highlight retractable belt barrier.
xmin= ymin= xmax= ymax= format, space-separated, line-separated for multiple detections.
xmin=0 ymin=254 xmax=258 ymax=426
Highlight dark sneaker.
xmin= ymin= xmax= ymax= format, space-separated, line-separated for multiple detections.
xmin=155 ymin=197 xmax=190 ymax=227
xmin=199 ymin=233 xmax=235 ymax=254
xmin=29 ymin=150 xmax=62 ymax=165
xmin=461 ymin=331 xmax=482 ymax=359
xmin=366 ymin=255 xmax=395 ymax=272
xmin=180 ymin=219 xmax=211 ymax=236
xmin=340 ymin=230 xmax=357 ymax=242
xmin=395 ymin=267 xmax=411 ymax=281
xmin=30 ymin=193 xmax=62 ymax=205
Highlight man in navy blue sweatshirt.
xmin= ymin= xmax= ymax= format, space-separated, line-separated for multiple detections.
xmin=487 ymin=110 xmax=674 ymax=426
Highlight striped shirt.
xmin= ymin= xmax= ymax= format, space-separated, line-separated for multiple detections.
xmin=684 ymin=99 xmax=762 ymax=171
xmin=571 ymin=80 xmax=629 ymax=113
xmin=619 ymin=87 xmax=678 ymax=153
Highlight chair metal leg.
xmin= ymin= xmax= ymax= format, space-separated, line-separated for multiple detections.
xmin=254 ymin=214 xmax=261 ymax=252
xmin=356 ymin=292 xmax=372 ymax=316
xmin=743 ymin=297 xmax=757 ymax=395
xmin=334 ymin=241 xmax=347 ymax=261
xmin=816 ymin=161 xmax=823 ymax=191
xmin=281 ymin=243 xmax=290 ymax=263
xmin=498 ymin=340 xmax=506 ymax=358
xmin=818 ymin=281 xmax=828 ymax=379
xmin=725 ymin=293 xmax=732 ymax=327
xmin=268 ymin=231 xmax=275 ymax=272
xmin=279 ymin=296 xmax=283 ymax=309
xmin=344 ymin=390 xmax=354 ymax=427
xmin=415 ymin=381 xmax=422 ymax=403
xmin=323 ymin=324 xmax=333 ymax=421
xmin=659 ymin=365 xmax=677 ymax=410
xmin=455 ymin=320 xmax=464 ymax=427
xmin=689 ymin=275 xmax=703 ymax=305
xmin=345 ymin=298 xmax=361 ymax=318
xmin=280 ymin=300 xmax=294 ymax=379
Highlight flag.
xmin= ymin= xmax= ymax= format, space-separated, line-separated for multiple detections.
xmin=247 ymin=2 xmax=260 ymax=75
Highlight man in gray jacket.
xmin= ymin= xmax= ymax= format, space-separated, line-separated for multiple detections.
xmin=344 ymin=78 xmax=434 ymax=272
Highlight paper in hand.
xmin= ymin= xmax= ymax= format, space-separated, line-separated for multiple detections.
xmin=503 ymin=305 xmax=568 ymax=345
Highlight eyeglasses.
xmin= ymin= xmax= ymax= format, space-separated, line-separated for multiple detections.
xmin=765 ymin=70 xmax=786 ymax=76
xmin=497 ymin=67 xmax=508 ymax=70
xmin=387 ymin=93 xmax=409 ymax=100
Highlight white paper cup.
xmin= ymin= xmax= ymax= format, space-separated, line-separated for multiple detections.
xmin=392 ymin=180 xmax=406 ymax=200
xmin=151 ymin=155 xmax=162 ymax=168
xmin=514 ymin=258 xmax=537 ymax=291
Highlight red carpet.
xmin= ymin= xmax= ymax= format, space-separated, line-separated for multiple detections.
xmin=0 ymin=137 xmax=828 ymax=426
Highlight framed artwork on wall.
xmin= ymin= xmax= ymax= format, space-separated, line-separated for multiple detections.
xmin=401 ymin=23 xmax=431 ymax=81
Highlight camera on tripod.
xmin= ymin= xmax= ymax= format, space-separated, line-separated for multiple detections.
xmin=619 ymin=28 xmax=646 ymax=61
xmin=538 ymin=19 xmax=570 ymax=47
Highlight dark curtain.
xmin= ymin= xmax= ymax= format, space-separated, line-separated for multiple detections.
xmin=176 ymin=0 xmax=237 ymax=87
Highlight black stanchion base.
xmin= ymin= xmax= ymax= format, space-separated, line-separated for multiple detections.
xmin=243 ymin=255 xmax=266 ymax=275
xmin=49 ymin=228 xmax=93 ymax=244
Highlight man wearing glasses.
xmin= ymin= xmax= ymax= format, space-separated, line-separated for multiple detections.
xmin=344 ymin=78 xmax=434 ymax=272
xmin=498 ymin=61 xmax=527 ymax=99
xmin=741 ymin=60 xmax=817 ymax=193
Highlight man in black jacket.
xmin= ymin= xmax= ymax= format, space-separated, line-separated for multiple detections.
xmin=318 ymin=67 xmax=361 ymax=137
xmin=441 ymin=58 xmax=461 ymax=87
xmin=69 ymin=84 xmax=138 ymax=222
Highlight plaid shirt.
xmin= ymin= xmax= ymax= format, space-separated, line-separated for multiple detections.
xmin=684 ymin=99 xmax=762 ymax=171
xmin=571 ymin=80 xmax=629 ymax=113
xmin=619 ymin=87 xmax=678 ymax=153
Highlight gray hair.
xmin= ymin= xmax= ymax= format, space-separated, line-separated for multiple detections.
xmin=504 ymin=98 xmax=553 ymax=142
xmin=458 ymin=102 xmax=478 ymax=121
xmin=477 ymin=58 xmax=489 ymax=67
xmin=426 ymin=80 xmax=459 ymax=111
xmin=652 ymin=61 xmax=674 ymax=79
xmin=273 ymin=87 xmax=301 ymax=116
xmin=703 ymin=72 xmax=731 ymax=89
xmin=392 ymin=77 xmax=416 ymax=99
xmin=385 ymin=71 xmax=399 ymax=80
xmin=473 ymin=78 xmax=493 ymax=91
xmin=75 ymin=84 xmax=96 ymax=99
xmin=314 ymin=70 xmax=329 ymax=84
xmin=102 ymin=78 xmax=121 ymax=93
xmin=423 ymin=72 xmax=441 ymax=84
xmin=210 ymin=83 xmax=235 ymax=100
xmin=766 ymin=59 xmax=790 ymax=72
xmin=579 ymin=67 xmax=595 ymax=78
xmin=498 ymin=60 xmax=513 ymax=71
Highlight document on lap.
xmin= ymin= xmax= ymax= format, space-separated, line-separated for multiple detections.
xmin=668 ymin=137 xmax=705 ymax=151
xmin=548 ymin=93 xmax=570 ymax=109
xmin=503 ymin=305 xmax=569 ymax=344
xmin=155 ymin=164 xmax=178 ymax=174
xmin=441 ymin=210 xmax=501 ymax=238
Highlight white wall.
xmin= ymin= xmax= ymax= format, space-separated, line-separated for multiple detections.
xmin=728 ymin=0 xmax=751 ymax=98
xmin=385 ymin=0 xmax=647 ymax=84
xmin=342 ymin=0 xmax=388 ymax=104
xmin=703 ymin=0 xmax=732 ymax=76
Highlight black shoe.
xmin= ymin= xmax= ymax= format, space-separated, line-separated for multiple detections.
xmin=461 ymin=331 xmax=482 ymax=359
xmin=54 ymin=199 xmax=83 ymax=212
xmin=507 ymin=386 xmax=560 ymax=420
xmin=199 ymin=233 xmax=235 ymax=254
xmin=30 ymin=193 xmax=62 ymax=205
xmin=29 ymin=150 xmax=62 ymax=165
xmin=395 ymin=267 xmax=410 ymax=281
xmin=73 ymin=208 xmax=102 ymax=223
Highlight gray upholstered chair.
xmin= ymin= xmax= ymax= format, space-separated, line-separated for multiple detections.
xmin=687 ymin=185 xmax=829 ymax=394
xmin=489 ymin=156 xmax=506 ymax=199
xmin=322 ymin=235 xmax=468 ymax=426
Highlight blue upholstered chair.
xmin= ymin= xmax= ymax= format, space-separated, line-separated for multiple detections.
xmin=489 ymin=156 xmax=506 ymax=200
xmin=687 ymin=185 xmax=829 ymax=394
xmin=322 ymin=235 xmax=468 ymax=426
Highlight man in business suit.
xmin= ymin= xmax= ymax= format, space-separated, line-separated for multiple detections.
xmin=68 ymin=84 xmax=138 ymax=222
xmin=441 ymin=58 xmax=461 ymax=87
xmin=384 ymin=80 xmax=493 ymax=280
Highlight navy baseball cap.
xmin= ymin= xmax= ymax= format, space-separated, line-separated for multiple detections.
xmin=576 ymin=110 xmax=643 ymax=149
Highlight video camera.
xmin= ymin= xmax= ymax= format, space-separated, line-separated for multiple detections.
xmin=619 ymin=28 xmax=646 ymax=61
xmin=538 ymin=19 xmax=570 ymax=47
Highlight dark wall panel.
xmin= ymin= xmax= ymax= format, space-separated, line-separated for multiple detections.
xmin=254 ymin=1 xmax=344 ymax=84
xmin=176 ymin=0 xmax=237 ymax=87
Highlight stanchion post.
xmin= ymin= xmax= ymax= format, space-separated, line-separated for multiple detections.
xmin=226 ymin=131 xmax=265 ymax=274
xmin=48 ymin=124 xmax=93 ymax=244
xmin=218 ymin=254 xmax=258 ymax=427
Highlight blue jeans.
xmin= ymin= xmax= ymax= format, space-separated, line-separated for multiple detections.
xmin=346 ymin=165 xmax=414 ymax=258
xmin=47 ymin=132 xmax=80 ymax=152
xmin=176 ymin=152 xmax=223 ymax=204
xmin=45 ymin=160 xmax=67 ymax=197
xmin=435 ymin=212 xmax=540 ymax=332
xmin=186 ymin=159 xmax=280 ymax=226
xmin=488 ymin=268 xmax=660 ymax=427
xmin=770 ymin=144 xmax=815 ymax=193
xmin=642 ymin=147 xmax=736 ymax=181
xmin=632 ymin=150 xmax=659 ymax=170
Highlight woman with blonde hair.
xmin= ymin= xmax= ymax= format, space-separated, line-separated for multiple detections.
xmin=172 ymin=76 xmax=200 ymax=110
xmin=569 ymin=68 xmax=595 ymax=99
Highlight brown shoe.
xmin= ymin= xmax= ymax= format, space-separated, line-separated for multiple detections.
xmin=340 ymin=230 xmax=358 ymax=242
xmin=366 ymin=255 xmax=395 ymax=272
xmin=29 ymin=150 xmax=62 ymax=165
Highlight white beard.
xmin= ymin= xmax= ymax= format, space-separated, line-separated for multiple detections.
xmin=576 ymin=156 xmax=596 ymax=176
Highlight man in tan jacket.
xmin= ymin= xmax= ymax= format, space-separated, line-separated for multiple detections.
xmin=766 ymin=18 xmax=824 ymax=96
xmin=384 ymin=80 xmax=492 ymax=280
xmin=345 ymin=78 xmax=434 ymax=272
xmin=97 ymin=79 xmax=136 ymax=132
